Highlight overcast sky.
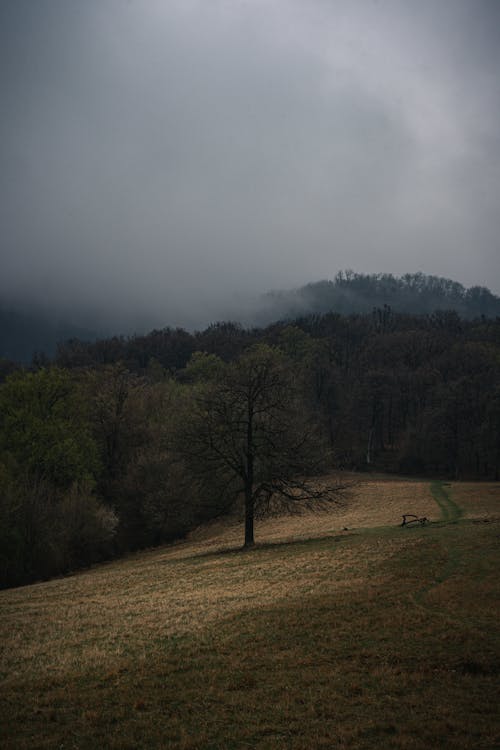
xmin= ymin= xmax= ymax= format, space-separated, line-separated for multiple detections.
xmin=1 ymin=0 xmax=499 ymax=329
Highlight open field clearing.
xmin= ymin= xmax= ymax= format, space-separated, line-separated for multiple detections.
xmin=167 ymin=476 xmax=438 ymax=557
xmin=1 ymin=477 xmax=499 ymax=749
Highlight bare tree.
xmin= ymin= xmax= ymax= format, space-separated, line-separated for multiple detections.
xmin=181 ymin=344 xmax=349 ymax=547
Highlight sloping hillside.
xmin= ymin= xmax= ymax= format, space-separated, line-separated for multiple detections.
xmin=0 ymin=476 xmax=499 ymax=749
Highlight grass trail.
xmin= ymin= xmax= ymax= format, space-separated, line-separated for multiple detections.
xmin=411 ymin=481 xmax=495 ymax=645
xmin=430 ymin=481 xmax=463 ymax=523
xmin=429 ymin=480 xmax=464 ymax=587
xmin=411 ymin=481 xmax=463 ymax=608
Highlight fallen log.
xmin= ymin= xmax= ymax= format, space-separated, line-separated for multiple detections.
xmin=401 ymin=514 xmax=428 ymax=527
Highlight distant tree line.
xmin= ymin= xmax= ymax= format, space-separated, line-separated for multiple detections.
xmin=2 ymin=272 xmax=500 ymax=363
xmin=262 ymin=271 xmax=500 ymax=321
xmin=1 ymin=304 xmax=500 ymax=588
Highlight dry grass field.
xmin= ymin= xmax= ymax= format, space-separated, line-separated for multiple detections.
xmin=0 ymin=476 xmax=499 ymax=749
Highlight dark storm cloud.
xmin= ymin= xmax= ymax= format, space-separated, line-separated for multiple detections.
xmin=1 ymin=0 xmax=499 ymax=330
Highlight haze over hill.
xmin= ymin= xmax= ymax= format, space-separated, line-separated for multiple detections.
xmin=2 ymin=271 xmax=500 ymax=363
xmin=258 ymin=271 xmax=500 ymax=323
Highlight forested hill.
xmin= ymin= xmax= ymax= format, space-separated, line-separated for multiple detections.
xmin=2 ymin=273 xmax=500 ymax=364
xmin=260 ymin=272 xmax=500 ymax=322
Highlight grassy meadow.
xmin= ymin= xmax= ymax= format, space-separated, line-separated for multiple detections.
xmin=0 ymin=477 xmax=499 ymax=749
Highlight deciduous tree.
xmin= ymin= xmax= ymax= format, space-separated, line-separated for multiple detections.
xmin=181 ymin=344 xmax=347 ymax=547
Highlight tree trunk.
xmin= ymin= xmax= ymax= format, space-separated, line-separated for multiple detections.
xmin=244 ymin=485 xmax=255 ymax=547
xmin=366 ymin=426 xmax=374 ymax=465
xmin=244 ymin=399 xmax=255 ymax=547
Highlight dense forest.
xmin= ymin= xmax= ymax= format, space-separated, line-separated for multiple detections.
xmin=1 ymin=283 xmax=500 ymax=588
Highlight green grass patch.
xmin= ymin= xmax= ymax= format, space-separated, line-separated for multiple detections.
xmin=430 ymin=481 xmax=463 ymax=523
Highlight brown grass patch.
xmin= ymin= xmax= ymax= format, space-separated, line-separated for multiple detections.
xmin=171 ymin=474 xmax=436 ymax=556
xmin=448 ymin=481 xmax=500 ymax=521
xmin=0 ymin=476 xmax=499 ymax=749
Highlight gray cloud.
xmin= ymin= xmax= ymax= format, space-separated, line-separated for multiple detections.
xmin=1 ymin=0 xmax=499 ymax=330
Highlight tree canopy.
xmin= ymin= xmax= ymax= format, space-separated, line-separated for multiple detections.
xmin=179 ymin=344 xmax=348 ymax=546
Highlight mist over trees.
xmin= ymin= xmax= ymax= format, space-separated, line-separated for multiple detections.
xmin=1 ymin=272 xmax=500 ymax=363
xmin=1 ymin=272 xmax=500 ymax=588
xmin=261 ymin=271 xmax=500 ymax=322
xmin=0 ymin=306 xmax=100 ymax=364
